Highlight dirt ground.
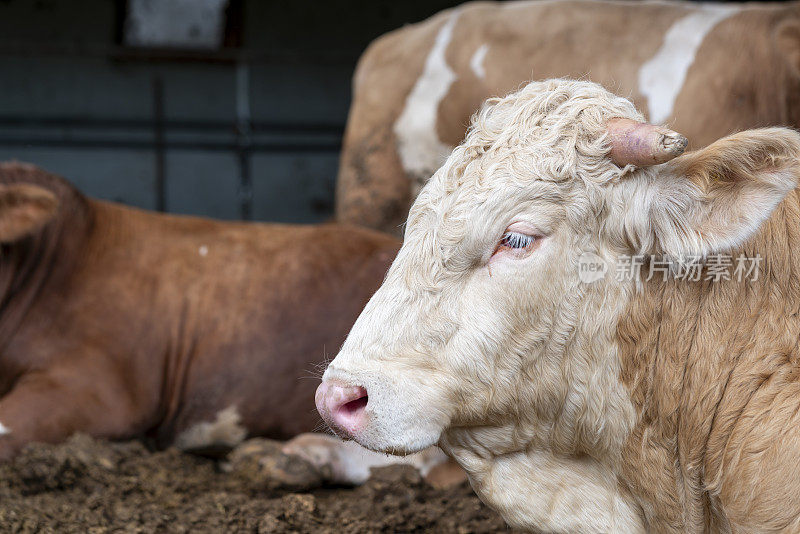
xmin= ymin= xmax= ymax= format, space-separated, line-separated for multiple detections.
xmin=0 ymin=434 xmax=514 ymax=533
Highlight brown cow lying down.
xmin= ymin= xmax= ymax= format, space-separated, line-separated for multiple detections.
xmin=317 ymin=79 xmax=800 ymax=531
xmin=336 ymin=0 xmax=800 ymax=234
xmin=0 ymin=162 xmax=459 ymax=484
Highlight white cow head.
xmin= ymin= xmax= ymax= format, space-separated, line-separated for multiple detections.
xmin=317 ymin=80 xmax=800 ymax=479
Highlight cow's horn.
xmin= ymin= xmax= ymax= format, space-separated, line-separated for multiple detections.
xmin=606 ymin=118 xmax=688 ymax=167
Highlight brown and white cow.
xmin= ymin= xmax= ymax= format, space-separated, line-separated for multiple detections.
xmin=337 ymin=0 xmax=800 ymax=235
xmin=0 ymin=162 xmax=427 ymax=478
xmin=317 ymin=79 xmax=800 ymax=531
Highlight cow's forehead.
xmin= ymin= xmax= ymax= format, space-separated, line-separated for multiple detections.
xmin=477 ymin=79 xmax=642 ymax=142
xmin=414 ymin=81 xmax=642 ymax=224
xmin=438 ymin=81 xmax=641 ymax=195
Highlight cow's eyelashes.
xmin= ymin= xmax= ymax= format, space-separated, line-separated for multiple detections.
xmin=499 ymin=231 xmax=533 ymax=249
xmin=493 ymin=230 xmax=541 ymax=259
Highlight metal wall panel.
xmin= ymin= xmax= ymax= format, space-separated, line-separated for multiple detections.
xmin=0 ymin=0 xmax=463 ymax=223
xmin=0 ymin=147 xmax=157 ymax=209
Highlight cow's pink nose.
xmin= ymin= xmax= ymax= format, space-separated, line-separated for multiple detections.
xmin=315 ymin=381 xmax=368 ymax=438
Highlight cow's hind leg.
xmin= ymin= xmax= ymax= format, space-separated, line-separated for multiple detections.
xmin=282 ymin=432 xmax=466 ymax=487
xmin=0 ymin=369 xmax=139 ymax=460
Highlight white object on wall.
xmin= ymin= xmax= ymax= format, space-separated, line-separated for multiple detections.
xmin=124 ymin=0 xmax=230 ymax=50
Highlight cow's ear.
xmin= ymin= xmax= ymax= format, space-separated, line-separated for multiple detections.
xmin=0 ymin=184 xmax=59 ymax=242
xmin=626 ymin=128 xmax=800 ymax=258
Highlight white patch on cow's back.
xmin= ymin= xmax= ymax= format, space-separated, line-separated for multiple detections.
xmin=470 ymin=44 xmax=489 ymax=80
xmin=198 ymin=245 xmax=209 ymax=257
xmin=0 ymin=421 xmax=9 ymax=435
xmin=638 ymin=4 xmax=740 ymax=124
xmin=174 ymin=405 xmax=247 ymax=451
xmin=394 ymin=11 xmax=460 ymax=192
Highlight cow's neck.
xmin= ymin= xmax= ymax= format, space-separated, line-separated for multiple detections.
xmin=0 ymin=181 xmax=92 ymax=353
xmin=616 ymin=192 xmax=800 ymax=532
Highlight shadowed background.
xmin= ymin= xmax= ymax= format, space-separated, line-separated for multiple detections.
xmin=0 ymin=0 xmax=461 ymax=222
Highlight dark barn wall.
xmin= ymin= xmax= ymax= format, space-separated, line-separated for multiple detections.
xmin=0 ymin=0 xmax=462 ymax=222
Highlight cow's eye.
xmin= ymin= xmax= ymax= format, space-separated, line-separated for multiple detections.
xmin=493 ymin=228 xmax=542 ymax=260
xmin=499 ymin=231 xmax=533 ymax=249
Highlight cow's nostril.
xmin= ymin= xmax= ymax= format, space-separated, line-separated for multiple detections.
xmin=340 ymin=393 xmax=368 ymax=416
xmin=317 ymin=383 xmax=369 ymax=436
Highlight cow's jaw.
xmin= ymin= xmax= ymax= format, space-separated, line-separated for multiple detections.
xmin=432 ymin=270 xmax=643 ymax=532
